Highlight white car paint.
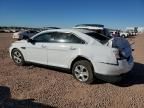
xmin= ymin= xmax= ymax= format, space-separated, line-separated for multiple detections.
xmin=9 ymin=29 xmax=134 ymax=77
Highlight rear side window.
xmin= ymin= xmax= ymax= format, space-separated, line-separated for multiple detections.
xmin=50 ymin=32 xmax=85 ymax=44
xmin=86 ymin=32 xmax=110 ymax=43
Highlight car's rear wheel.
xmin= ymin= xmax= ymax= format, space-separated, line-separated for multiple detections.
xmin=11 ymin=49 xmax=25 ymax=66
xmin=72 ymin=60 xmax=94 ymax=84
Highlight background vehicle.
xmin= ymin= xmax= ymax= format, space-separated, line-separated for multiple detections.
xmin=74 ymin=24 xmax=111 ymax=37
xmin=9 ymin=29 xmax=134 ymax=84
xmin=0 ymin=29 xmax=11 ymax=33
xmin=42 ymin=27 xmax=60 ymax=30
xmin=75 ymin=24 xmax=104 ymax=28
xmin=126 ymin=30 xmax=135 ymax=36
xmin=12 ymin=30 xmax=38 ymax=40
xmin=120 ymin=31 xmax=129 ymax=38
xmin=110 ymin=30 xmax=129 ymax=38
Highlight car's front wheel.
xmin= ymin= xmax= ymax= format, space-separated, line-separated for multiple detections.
xmin=72 ymin=60 xmax=94 ymax=84
xmin=11 ymin=49 xmax=25 ymax=66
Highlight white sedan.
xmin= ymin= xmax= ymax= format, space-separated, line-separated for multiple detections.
xmin=9 ymin=29 xmax=134 ymax=83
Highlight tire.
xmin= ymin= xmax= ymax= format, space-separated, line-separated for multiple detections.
xmin=11 ymin=49 xmax=25 ymax=66
xmin=121 ymin=35 xmax=125 ymax=38
xmin=72 ymin=60 xmax=94 ymax=84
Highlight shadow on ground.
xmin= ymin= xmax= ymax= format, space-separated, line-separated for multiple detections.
xmin=114 ymin=62 xmax=144 ymax=87
xmin=0 ymin=86 xmax=56 ymax=108
xmin=25 ymin=62 xmax=144 ymax=87
xmin=25 ymin=63 xmax=72 ymax=75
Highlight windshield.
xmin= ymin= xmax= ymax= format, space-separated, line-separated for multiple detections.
xmin=85 ymin=32 xmax=111 ymax=44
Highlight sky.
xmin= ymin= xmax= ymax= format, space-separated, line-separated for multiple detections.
xmin=0 ymin=0 xmax=144 ymax=29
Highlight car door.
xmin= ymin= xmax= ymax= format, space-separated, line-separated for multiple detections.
xmin=25 ymin=33 xmax=51 ymax=65
xmin=47 ymin=32 xmax=86 ymax=68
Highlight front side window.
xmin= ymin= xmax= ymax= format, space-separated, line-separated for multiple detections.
xmin=33 ymin=33 xmax=52 ymax=42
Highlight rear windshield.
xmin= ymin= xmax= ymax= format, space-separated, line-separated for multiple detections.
xmin=85 ymin=32 xmax=111 ymax=44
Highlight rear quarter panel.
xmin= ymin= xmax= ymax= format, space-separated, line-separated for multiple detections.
xmin=80 ymin=45 xmax=117 ymax=64
xmin=68 ymin=44 xmax=118 ymax=70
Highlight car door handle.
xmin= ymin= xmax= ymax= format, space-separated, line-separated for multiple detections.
xmin=69 ymin=47 xmax=77 ymax=50
xmin=41 ymin=45 xmax=47 ymax=48
xmin=21 ymin=47 xmax=26 ymax=49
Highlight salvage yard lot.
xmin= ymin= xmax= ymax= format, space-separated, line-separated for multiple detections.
xmin=0 ymin=33 xmax=144 ymax=108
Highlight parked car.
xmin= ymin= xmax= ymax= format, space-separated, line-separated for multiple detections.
xmin=75 ymin=24 xmax=104 ymax=28
xmin=0 ymin=29 xmax=11 ymax=33
xmin=110 ymin=30 xmax=129 ymax=38
xmin=9 ymin=29 xmax=16 ymax=33
xmin=12 ymin=30 xmax=38 ymax=40
xmin=9 ymin=29 xmax=134 ymax=84
xmin=120 ymin=31 xmax=129 ymax=38
xmin=43 ymin=27 xmax=61 ymax=30
xmin=126 ymin=30 xmax=135 ymax=36
xmin=74 ymin=24 xmax=111 ymax=37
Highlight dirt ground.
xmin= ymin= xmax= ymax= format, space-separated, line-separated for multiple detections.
xmin=0 ymin=33 xmax=144 ymax=108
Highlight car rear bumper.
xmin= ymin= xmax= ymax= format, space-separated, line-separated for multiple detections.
xmin=94 ymin=56 xmax=134 ymax=76
xmin=95 ymin=72 xmax=128 ymax=83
